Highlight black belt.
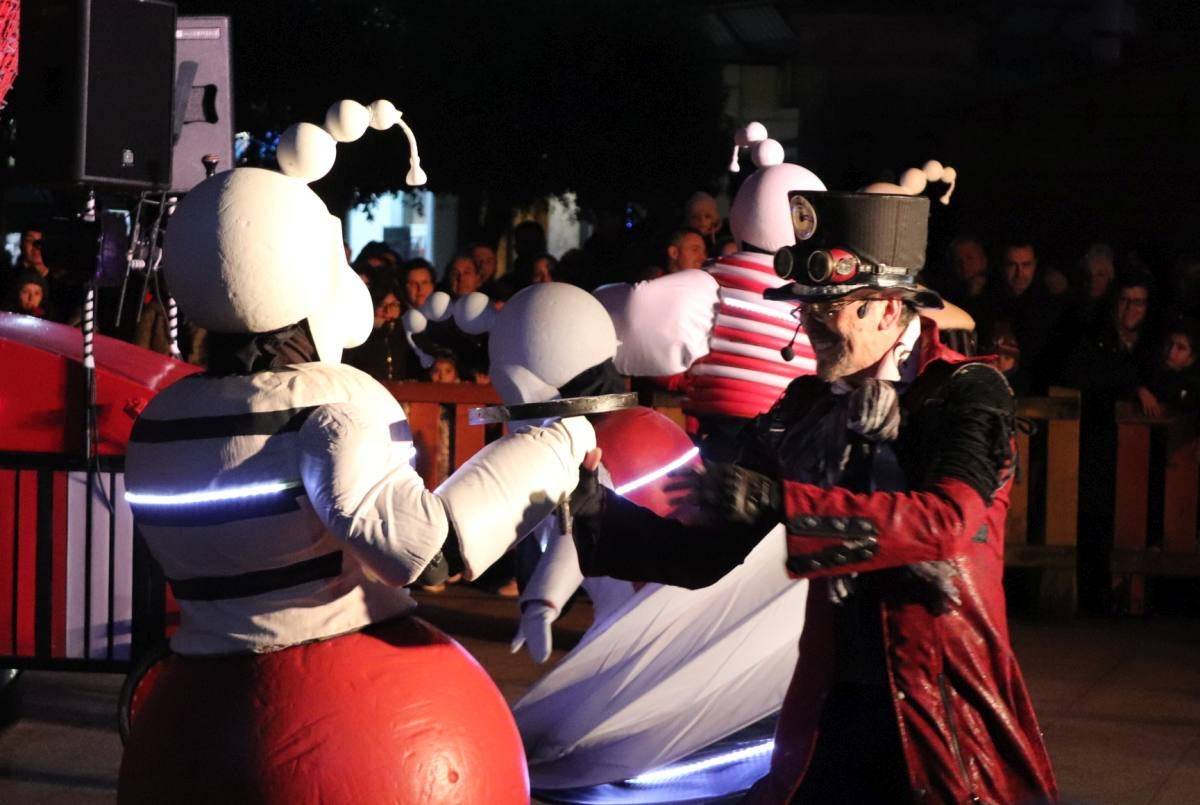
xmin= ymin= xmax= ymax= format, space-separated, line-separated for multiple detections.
xmin=169 ymin=551 xmax=344 ymax=601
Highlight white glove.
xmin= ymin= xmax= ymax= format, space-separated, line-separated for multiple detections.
xmin=299 ymin=402 xmax=449 ymax=586
xmin=434 ymin=416 xmax=596 ymax=580
xmin=511 ymin=601 xmax=557 ymax=663
xmin=510 ymin=517 xmax=585 ymax=661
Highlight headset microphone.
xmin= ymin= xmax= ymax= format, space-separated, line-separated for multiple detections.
xmin=780 ymin=318 xmax=803 ymax=362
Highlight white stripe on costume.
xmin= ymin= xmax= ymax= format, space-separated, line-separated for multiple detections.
xmin=689 ymin=363 xmax=803 ymax=388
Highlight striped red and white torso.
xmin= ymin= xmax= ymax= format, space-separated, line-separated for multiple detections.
xmin=685 ymin=253 xmax=815 ymax=420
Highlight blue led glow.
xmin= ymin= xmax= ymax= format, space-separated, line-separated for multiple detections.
xmin=126 ymin=480 xmax=302 ymax=506
xmin=613 ymin=447 xmax=700 ymax=496
xmin=624 ymin=739 xmax=774 ymax=786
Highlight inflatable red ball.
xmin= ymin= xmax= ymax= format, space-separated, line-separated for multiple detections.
xmin=593 ymin=407 xmax=703 ymax=520
xmin=118 ymin=617 xmax=527 ymax=804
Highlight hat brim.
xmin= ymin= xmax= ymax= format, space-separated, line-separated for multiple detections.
xmin=764 ymin=280 xmax=943 ymax=309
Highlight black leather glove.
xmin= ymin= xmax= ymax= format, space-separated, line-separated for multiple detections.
xmin=700 ymin=460 xmax=783 ymax=527
xmin=563 ymin=462 xmax=607 ymax=575
xmin=413 ymin=550 xmax=450 ymax=587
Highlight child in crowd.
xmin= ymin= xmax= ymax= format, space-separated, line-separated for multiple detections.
xmin=429 ymin=350 xmax=462 ymax=384
xmin=1139 ymin=319 xmax=1200 ymax=417
xmin=2 ymin=271 xmax=54 ymax=320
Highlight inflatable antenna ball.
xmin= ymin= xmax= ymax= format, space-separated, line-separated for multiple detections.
xmin=117 ymin=99 xmax=595 ymax=805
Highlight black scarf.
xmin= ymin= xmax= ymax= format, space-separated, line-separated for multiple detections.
xmin=557 ymin=358 xmax=626 ymax=399
xmin=205 ymin=320 xmax=320 ymax=376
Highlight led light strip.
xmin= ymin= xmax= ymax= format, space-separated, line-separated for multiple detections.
xmin=127 ymin=441 xmax=418 ymax=506
xmin=625 ymin=739 xmax=775 ymax=786
xmin=126 ymin=480 xmax=303 ymax=506
xmin=721 ymin=294 xmax=796 ymax=323
xmin=614 ymin=447 xmax=700 ymax=496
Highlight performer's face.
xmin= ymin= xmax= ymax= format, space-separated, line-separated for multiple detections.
xmin=801 ymin=293 xmax=907 ymax=381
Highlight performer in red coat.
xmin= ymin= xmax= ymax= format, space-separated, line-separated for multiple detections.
xmin=568 ymin=189 xmax=1057 ymax=804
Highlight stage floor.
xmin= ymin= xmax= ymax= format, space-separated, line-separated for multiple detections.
xmin=2 ymin=584 xmax=1198 ymax=804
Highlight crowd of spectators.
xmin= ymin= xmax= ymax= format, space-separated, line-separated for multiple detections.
xmin=7 ymin=195 xmax=1200 ymax=610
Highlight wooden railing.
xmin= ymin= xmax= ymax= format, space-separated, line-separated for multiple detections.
xmin=386 ymin=383 xmax=1085 ymax=617
xmin=1004 ymin=388 xmax=1081 ymax=619
xmin=380 ymin=382 xmax=503 ymax=489
xmin=1111 ymin=403 xmax=1200 ymax=614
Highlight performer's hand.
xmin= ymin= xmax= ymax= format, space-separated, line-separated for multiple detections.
xmin=510 ymin=600 xmax=557 ymax=663
xmin=582 ymin=447 xmax=602 ymax=472
xmin=1137 ymin=386 xmax=1164 ymax=418
xmin=699 ymin=461 xmax=783 ymax=526
xmin=565 ymin=450 xmax=607 ymax=574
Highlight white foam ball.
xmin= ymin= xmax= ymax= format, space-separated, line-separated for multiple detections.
xmin=899 ymin=168 xmax=928 ymax=194
xmin=422 ymin=291 xmax=453 ymax=322
xmin=452 ymin=292 xmax=497 ymax=334
xmin=735 ymin=121 xmax=768 ymax=147
xmin=402 ymin=308 xmax=428 ymax=335
xmin=368 ymin=99 xmax=400 ymax=130
xmin=751 ymin=139 xmax=785 ymax=168
xmin=276 ymin=122 xmax=337 ymax=182
xmin=324 ymin=100 xmax=371 ymax=142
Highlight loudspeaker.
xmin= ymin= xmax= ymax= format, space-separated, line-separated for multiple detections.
xmin=172 ymin=16 xmax=233 ymax=193
xmin=16 ymin=0 xmax=177 ymax=190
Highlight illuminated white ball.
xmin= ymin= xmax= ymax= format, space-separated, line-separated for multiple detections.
xmin=735 ymin=121 xmax=768 ymax=147
xmin=751 ymin=138 xmax=785 ymax=168
xmin=324 ymin=100 xmax=371 ymax=142
xmin=369 ymin=99 xmax=401 ymax=130
xmin=276 ymin=122 xmax=337 ymax=182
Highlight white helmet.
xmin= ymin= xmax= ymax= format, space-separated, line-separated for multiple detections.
xmin=728 ymin=122 xmax=826 ymax=254
xmin=404 ymin=283 xmax=617 ymax=405
xmin=165 ymin=99 xmax=427 ymax=364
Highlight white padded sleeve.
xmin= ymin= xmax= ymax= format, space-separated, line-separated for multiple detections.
xmin=594 ymin=271 xmax=720 ymax=377
xmin=299 ymin=403 xmax=450 ymax=587
xmin=434 ymin=416 xmax=596 ymax=580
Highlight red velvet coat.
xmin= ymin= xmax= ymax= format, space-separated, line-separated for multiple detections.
xmin=746 ymin=322 xmax=1057 ymax=804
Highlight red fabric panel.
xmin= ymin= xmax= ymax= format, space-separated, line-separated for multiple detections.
xmin=16 ymin=470 xmax=37 ymax=656
xmin=0 ymin=469 xmax=15 ymax=653
xmin=51 ymin=471 xmax=68 ymax=657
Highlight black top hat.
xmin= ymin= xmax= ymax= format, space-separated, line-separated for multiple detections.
xmin=764 ymin=191 xmax=942 ymax=308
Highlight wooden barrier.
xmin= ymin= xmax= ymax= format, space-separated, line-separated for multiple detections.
xmin=381 ymin=382 xmax=502 ymax=489
xmin=1111 ymin=403 xmax=1200 ymax=614
xmin=1004 ymin=388 xmax=1081 ymax=619
xmin=643 ymin=388 xmax=1083 ymax=618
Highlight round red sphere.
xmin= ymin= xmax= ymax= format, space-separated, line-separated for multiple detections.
xmin=593 ymin=406 xmax=703 ymax=519
xmin=118 ymin=617 xmax=527 ymax=804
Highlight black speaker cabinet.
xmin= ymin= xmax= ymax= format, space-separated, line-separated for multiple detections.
xmin=172 ymin=16 xmax=233 ymax=193
xmin=17 ymin=0 xmax=177 ymax=190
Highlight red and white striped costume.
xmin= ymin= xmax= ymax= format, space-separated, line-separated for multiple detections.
xmin=687 ymin=252 xmax=815 ymax=419
xmin=596 ymin=253 xmax=816 ymax=421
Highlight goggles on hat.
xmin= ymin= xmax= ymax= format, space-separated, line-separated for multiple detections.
xmin=774 ymin=244 xmax=912 ymax=285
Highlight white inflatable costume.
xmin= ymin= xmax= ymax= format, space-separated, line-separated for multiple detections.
xmin=404 ymin=259 xmax=813 ymax=791
xmin=118 ymin=100 xmax=594 ymax=805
